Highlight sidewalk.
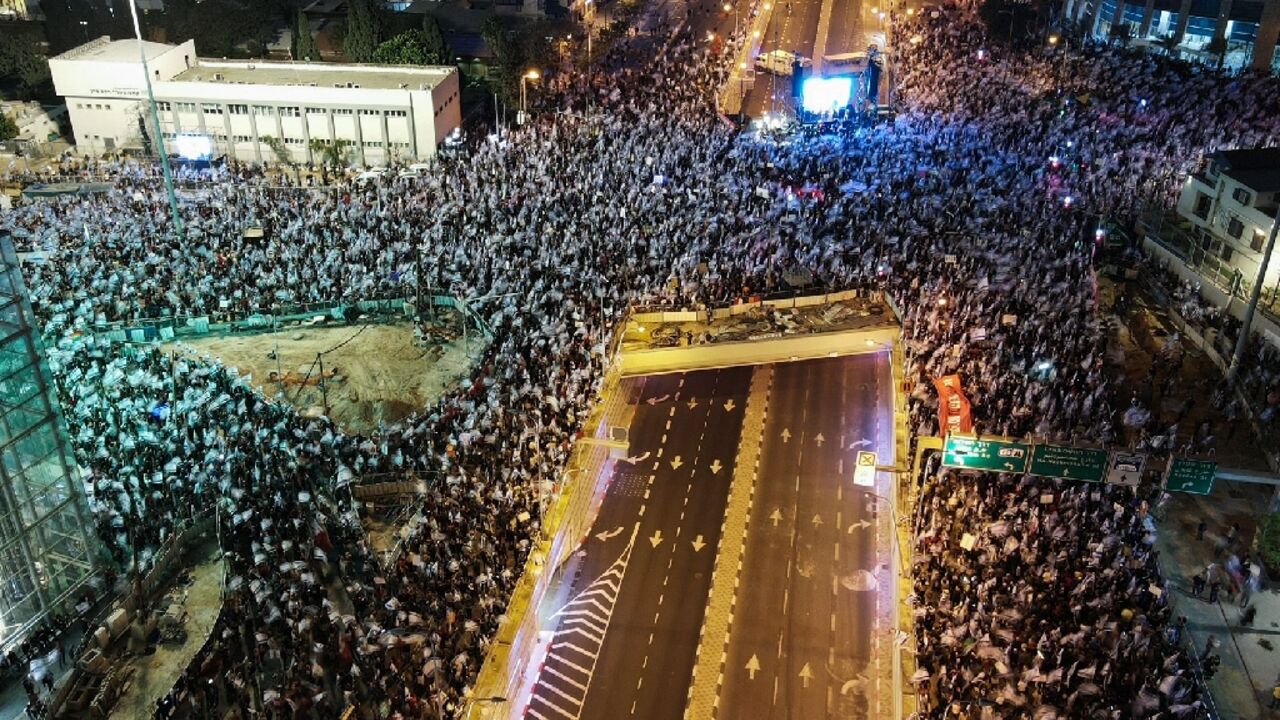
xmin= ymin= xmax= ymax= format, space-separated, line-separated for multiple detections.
xmin=1105 ymin=274 xmax=1280 ymax=719
xmin=1156 ymin=484 xmax=1278 ymax=720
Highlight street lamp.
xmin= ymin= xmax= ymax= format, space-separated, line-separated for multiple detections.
xmin=723 ymin=1 xmax=739 ymax=34
xmin=520 ymin=69 xmax=541 ymax=117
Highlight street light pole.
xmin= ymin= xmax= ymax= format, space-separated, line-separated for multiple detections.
xmin=1228 ymin=217 xmax=1279 ymax=383
xmin=127 ymin=0 xmax=183 ymax=239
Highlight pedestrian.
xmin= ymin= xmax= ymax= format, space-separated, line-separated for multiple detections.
xmin=1201 ymin=635 xmax=1219 ymax=662
xmin=1208 ymin=580 xmax=1221 ymax=604
xmin=1241 ymin=604 xmax=1257 ymax=627
xmin=1272 ymin=683 xmax=1280 ymax=710
xmin=1191 ymin=572 xmax=1205 ymax=598
xmin=1197 ymin=519 xmax=1207 ymax=541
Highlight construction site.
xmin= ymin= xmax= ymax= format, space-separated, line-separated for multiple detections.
xmin=164 ymin=309 xmax=475 ymax=436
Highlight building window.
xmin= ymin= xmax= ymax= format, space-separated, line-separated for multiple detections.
xmin=1221 ymin=244 xmax=1234 ymax=263
xmin=359 ymin=109 xmax=380 ymax=116
xmin=1227 ymin=217 xmax=1245 ymax=239
xmin=333 ymin=108 xmax=353 ymax=115
xmin=176 ymin=102 xmax=197 ymax=113
xmin=280 ymin=106 xmax=301 ymax=117
xmin=306 ymin=107 xmax=327 ymax=115
xmin=157 ymin=101 xmax=171 ymax=112
xmin=387 ymin=110 xmax=407 ymax=117
xmin=253 ymin=105 xmax=274 ymax=117
xmin=234 ymin=135 xmax=252 ymax=143
xmin=1193 ymin=193 xmax=1211 ymax=219
xmin=1253 ymin=229 xmax=1267 ymax=252
xmin=285 ymin=137 xmax=304 ymax=145
xmin=1232 ymin=187 xmax=1253 ymax=206
xmin=228 ymin=104 xmax=249 ymax=115
xmin=202 ymin=103 xmax=223 ymax=115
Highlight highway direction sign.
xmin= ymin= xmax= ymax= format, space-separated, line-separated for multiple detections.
xmin=1165 ymin=457 xmax=1217 ymax=496
xmin=1106 ymin=451 xmax=1146 ymax=486
xmin=1028 ymin=444 xmax=1108 ymax=482
xmin=941 ymin=435 xmax=1030 ymax=474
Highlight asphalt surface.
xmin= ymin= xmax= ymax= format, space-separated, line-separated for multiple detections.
xmin=717 ymin=354 xmax=893 ymax=720
xmin=741 ymin=0 xmax=874 ymax=117
xmin=525 ymin=366 xmax=753 ymax=720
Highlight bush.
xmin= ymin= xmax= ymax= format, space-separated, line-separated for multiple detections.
xmin=1255 ymin=512 xmax=1280 ymax=575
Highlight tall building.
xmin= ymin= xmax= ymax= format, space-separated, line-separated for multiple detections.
xmin=0 ymin=233 xmax=97 ymax=649
xmin=1065 ymin=0 xmax=1280 ymax=72
xmin=48 ymin=36 xmax=463 ymax=166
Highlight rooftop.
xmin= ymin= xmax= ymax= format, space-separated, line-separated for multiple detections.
xmin=1212 ymin=147 xmax=1280 ymax=192
xmin=51 ymin=36 xmax=181 ymax=64
xmin=171 ymin=60 xmax=453 ymax=91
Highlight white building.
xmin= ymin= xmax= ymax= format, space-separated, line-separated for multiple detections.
xmin=1176 ymin=148 xmax=1280 ymax=294
xmin=49 ymin=36 xmax=462 ymax=167
xmin=48 ymin=37 xmax=196 ymax=156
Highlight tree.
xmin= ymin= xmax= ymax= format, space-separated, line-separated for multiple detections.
xmin=375 ymin=30 xmax=438 ymax=65
xmin=482 ymin=17 xmax=525 ymax=103
xmin=421 ymin=14 xmax=450 ymax=63
xmin=0 ymin=114 xmax=18 ymax=142
xmin=343 ymin=0 xmax=383 ymax=62
xmin=261 ymin=135 xmax=301 ymax=183
xmin=0 ymin=32 xmax=51 ymax=99
xmin=308 ymin=138 xmax=352 ymax=182
xmin=294 ymin=8 xmax=319 ymax=61
xmin=1205 ymin=35 xmax=1228 ymax=69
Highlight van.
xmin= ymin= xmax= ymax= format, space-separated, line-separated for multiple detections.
xmin=754 ymin=50 xmax=812 ymax=76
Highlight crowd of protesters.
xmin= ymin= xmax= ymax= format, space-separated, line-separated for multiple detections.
xmin=0 ymin=0 xmax=1278 ymax=716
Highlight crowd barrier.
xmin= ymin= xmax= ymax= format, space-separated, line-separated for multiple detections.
xmin=631 ymin=287 xmax=882 ymax=326
xmin=85 ymin=293 xmax=494 ymax=346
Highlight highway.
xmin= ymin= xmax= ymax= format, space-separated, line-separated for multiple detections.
xmin=717 ymin=354 xmax=893 ymax=720
xmin=741 ymin=0 xmax=874 ymax=117
xmin=525 ymin=367 xmax=752 ymax=720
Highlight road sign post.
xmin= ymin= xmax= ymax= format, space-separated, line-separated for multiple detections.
xmin=1165 ymin=457 xmax=1217 ymax=495
xmin=941 ymin=435 xmax=1029 ymax=474
xmin=854 ymin=451 xmax=878 ymax=487
xmin=1028 ymin=445 xmax=1108 ymax=482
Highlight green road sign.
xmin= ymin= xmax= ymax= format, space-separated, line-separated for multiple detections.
xmin=1165 ymin=457 xmax=1217 ymax=496
xmin=1028 ymin=444 xmax=1108 ymax=482
xmin=941 ymin=435 xmax=1030 ymax=474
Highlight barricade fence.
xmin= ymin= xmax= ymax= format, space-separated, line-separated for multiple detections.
xmin=82 ymin=293 xmax=493 ymax=346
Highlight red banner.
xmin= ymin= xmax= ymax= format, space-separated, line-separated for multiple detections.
xmin=932 ymin=374 xmax=974 ymax=437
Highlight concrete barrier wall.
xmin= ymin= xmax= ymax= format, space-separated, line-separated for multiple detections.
xmin=619 ymin=325 xmax=899 ymax=376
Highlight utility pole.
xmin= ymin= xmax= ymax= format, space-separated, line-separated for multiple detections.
xmin=1228 ymin=217 xmax=1279 ymax=383
xmin=127 ymin=0 xmax=184 ymax=238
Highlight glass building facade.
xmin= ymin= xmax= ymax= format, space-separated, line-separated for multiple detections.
xmin=0 ymin=233 xmax=95 ymax=649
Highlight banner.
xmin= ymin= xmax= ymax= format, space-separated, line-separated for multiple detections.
xmin=932 ymin=374 xmax=974 ymax=437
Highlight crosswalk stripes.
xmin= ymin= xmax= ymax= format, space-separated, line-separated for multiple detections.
xmin=526 ymin=524 xmax=638 ymax=720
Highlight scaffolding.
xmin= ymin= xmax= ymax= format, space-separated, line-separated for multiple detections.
xmin=0 ymin=233 xmax=96 ymax=649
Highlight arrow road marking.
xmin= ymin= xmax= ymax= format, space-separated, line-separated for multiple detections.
xmin=622 ymin=451 xmax=651 ymax=465
xmin=746 ymin=654 xmax=761 ymax=680
xmin=723 ymin=398 xmax=737 ymax=411
xmin=847 ymin=520 xmax=871 ymax=533
xmin=594 ymin=526 xmax=624 ymax=542
xmin=770 ymin=508 xmax=782 ymax=527
xmin=646 ymin=394 xmax=670 ymax=406
xmin=811 ymin=514 xmax=824 ymax=527
xmin=709 ymin=459 xmax=723 ymax=474
xmin=649 ymin=530 xmax=663 ymax=548
xmin=799 ymin=663 xmax=814 ymax=688
xmin=781 ymin=428 xmax=792 ymax=443
xmin=670 ymin=456 xmax=684 ymax=470
xmin=848 ymin=438 xmax=872 ymax=449
xmin=687 ymin=397 xmax=699 ymax=410
xmin=815 ymin=433 xmax=825 ymax=447
xmin=691 ymin=535 xmax=706 ymax=552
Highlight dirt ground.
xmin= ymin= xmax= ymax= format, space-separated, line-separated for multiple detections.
xmin=168 ymin=322 xmax=474 ymax=436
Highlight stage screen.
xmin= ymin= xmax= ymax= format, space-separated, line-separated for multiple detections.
xmin=801 ymin=76 xmax=853 ymax=114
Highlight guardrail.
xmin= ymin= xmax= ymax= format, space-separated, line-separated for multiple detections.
xmin=77 ymin=293 xmax=493 ymax=346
